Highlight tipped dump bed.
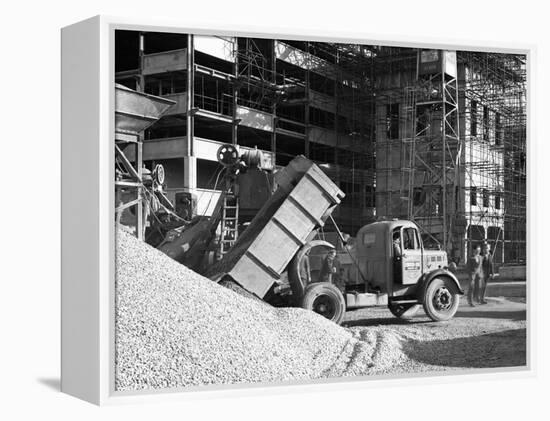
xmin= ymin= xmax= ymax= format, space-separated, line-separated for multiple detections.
xmin=115 ymin=83 xmax=175 ymax=137
xmin=207 ymin=156 xmax=344 ymax=298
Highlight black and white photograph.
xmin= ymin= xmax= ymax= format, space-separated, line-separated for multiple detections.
xmin=113 ymin=31 xmax=527 ymax=392
xmin=5 ymin=0 xmax=550 ymax=418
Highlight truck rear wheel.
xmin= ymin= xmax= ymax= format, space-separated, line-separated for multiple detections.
xmin=423 ymin=277 xmax=460 ymax=321
xmin=301 ymin=282 xmax=345 ymax=325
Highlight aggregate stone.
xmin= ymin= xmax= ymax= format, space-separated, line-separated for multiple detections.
xmin=115 ymin=229 xmax=404 ymax=391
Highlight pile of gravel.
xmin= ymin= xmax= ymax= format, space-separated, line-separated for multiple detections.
xmin=115 ymin=229 xmax=403 ymax=391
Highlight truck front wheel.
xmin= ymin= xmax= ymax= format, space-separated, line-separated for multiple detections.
xmin=423 ymin=277 xmax=460 ymax=321
xmin=301 ymin=282 xmax=346 ymax=325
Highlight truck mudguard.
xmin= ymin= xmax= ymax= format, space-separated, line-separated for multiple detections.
xmin=288 ymin=240 xmax=335 ymax=303
xmin=416 ymin=268 xmax=464 ymax=301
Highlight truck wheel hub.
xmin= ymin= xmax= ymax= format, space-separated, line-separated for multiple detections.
xmin=433 ymin=287 xmax=452 ymax=311
xmin=313 ymin=295 xmax=335 ymax=318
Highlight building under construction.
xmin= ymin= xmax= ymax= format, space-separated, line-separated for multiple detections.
xmin=115 ymin=31 xmax=526 ymax=265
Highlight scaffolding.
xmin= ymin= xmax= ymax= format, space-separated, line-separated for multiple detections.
xmin=374 ymin=47 xmax=418 ymax=223
xmin=374 ymin=47 xmax=526 ymax=264
xmin=114 ymin=31 xmax=527 ymax=264
xmin=458 ymin=51 xmax=527 ymax=264
xmin=234 ymin=39 xmax=378 ymax=233
xmin=303 ymin=42 xmax=377 ymax=234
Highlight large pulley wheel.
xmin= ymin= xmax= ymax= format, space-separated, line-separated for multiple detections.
xmin=152 ymin=164 xmax=165 ymax=185
xmin=422 ymin=277 xmax=460 ymax=321
xmin=388 ymin=303 xmax=421 ymax=320
xmin=301 ymin=282 xmax=346 ymax=325
xmin=216 ymin=144 xmax=240 ymax=167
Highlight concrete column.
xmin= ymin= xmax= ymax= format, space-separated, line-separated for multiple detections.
xmin=183 ymin=156 xmax=197 ymax=192
xmin=184 ymin=34 xmax=196 ymax=194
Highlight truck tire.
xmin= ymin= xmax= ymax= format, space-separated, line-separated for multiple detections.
xmin=422 ymin=277 xmax=460 ymax=321
xmin=388 ymin=303 xmax=421 ymax=320
xmin=301 ymin=282 xmax=346 ymax=325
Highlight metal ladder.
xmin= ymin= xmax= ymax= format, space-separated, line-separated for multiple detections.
xmin=218 ymin=193 xmax=239 ymax=257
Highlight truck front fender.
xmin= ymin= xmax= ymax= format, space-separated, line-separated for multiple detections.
xmin=416 ymin=268 xmax=464 ymax=301
xmin=288 ymin=240 xmax=335 ymax=303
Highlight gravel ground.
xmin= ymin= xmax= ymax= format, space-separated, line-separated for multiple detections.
xmin=115 ymin=229 xmax=405 ymax=391
xmin=116 ymin=229 xmax=526 ymax=391
xmin=343 ymin=299 xmax=527 ymax=374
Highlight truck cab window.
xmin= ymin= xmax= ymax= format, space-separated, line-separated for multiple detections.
xmin=403 ymin=228 xmax=419 ymax=250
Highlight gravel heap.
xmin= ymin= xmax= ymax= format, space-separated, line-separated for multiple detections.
xmin=115 ymin=229 xmax=404 ymax=391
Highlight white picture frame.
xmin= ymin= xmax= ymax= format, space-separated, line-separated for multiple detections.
xmin=61 ymin=15 xmax=534 ymax=405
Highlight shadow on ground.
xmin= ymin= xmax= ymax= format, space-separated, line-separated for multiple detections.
xmin=455 ymin=309 xmax=526 ymax=322
xmin=37 ymin=377 xmax=60 ymax=391
xmin=343 ymin=316 xmax=432 ymax=328
xmin=402 ymin=328 xmax=526 ymax=368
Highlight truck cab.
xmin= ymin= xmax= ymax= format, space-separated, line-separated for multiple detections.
xmin=356 ymin=220 xmax=447 ymax=294
xmin=293 ymin=220 xmax=463 ymax=324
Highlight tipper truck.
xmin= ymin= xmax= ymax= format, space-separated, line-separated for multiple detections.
xmin=203 ymin=154 xmax=464 ymax=324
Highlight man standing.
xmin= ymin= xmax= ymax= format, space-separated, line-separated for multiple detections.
xmin=479 ymin=242 xmax=494 ymax=304
xmin=299 ymin=249 xmax=312 ymax=285
xmin=467 ymin=244 xmax=483 ymax=307
xmin=319 ymin=249 xmax=340 ymax=284
xmin=392 ymin=229 xmax=402 ymax=283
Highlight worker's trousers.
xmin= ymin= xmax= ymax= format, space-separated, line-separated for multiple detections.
xmin=468 ymin=273 xmax=483 ymax=303
xmin=478 ymin=275 xmax=488 ymax=302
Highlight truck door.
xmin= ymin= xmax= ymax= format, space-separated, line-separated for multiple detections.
xmin=400 ymin=227 xmax=422 ymax=285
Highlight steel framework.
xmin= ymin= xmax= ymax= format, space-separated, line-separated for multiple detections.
xmin=374 ymin=47 xmax=526 ymax=264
